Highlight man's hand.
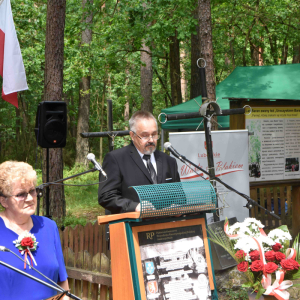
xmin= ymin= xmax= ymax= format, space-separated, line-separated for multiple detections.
xmin=135 ymin=203 xmax=141 ymax=212
xmin=135 ymin=201 xmax=156 ymax=212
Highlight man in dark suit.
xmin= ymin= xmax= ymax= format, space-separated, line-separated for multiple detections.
xmin=98 ymin=111 xmax=180 ymax=214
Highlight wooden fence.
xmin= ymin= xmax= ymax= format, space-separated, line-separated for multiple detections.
xmin=59 ymin=222 xmax=112 ymax=300
xmin=249 ymin=184 xmax=292 ymax=230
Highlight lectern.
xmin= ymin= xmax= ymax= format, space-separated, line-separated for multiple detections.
xmin=98 ymin=181 xmax=219 ymax=300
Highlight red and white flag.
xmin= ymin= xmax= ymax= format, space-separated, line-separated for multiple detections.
xmin=0 ymin=0 xmax=28 ymax=108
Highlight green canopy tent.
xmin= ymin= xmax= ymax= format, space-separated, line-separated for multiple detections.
xmin=160 ymin=63 xmax=300 ymax=133
xmin=160 ymin=95 xmax=229 ymax=131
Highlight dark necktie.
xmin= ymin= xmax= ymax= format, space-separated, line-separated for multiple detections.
xmin=143 ymin=154 xmax=157 ymax=184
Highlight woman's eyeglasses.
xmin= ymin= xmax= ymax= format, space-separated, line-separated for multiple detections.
xmin=6 ymin=188 xmax=37 ymax=201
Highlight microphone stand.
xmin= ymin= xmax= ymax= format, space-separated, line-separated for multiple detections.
xmin=176 ymin=153 xmax=281 ymax=220
xmin=37 ymin=168 xmax=97 ymax=190
xmin=0 ymin=260 xmax=81 ymax=300
xmin=36 ymin=168 xmax=98 ymax=217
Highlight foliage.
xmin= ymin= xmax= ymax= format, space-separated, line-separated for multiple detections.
xmin=212 ymin=0 xmax=300 ymax=82
xmin=224 ymin=287 xmax=248 ymax=300
xmin=292 ymin=233 xmax=300 ymax=270
xmin=1 ymin=0 xmax=300 ymax=165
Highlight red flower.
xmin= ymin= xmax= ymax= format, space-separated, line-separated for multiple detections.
xmin=249 ymin=250 xmax=260 ymax=261
xmin=275 ymin=252 xmax=286 ymax=261
xmin=265 ymin=262 xmax=278 ymax=274
xmin=272 ymin=243 xmax=282 ymax=252
xmin=292 ymin=260 xmax=300 ymax=270
xmin=235 ymin=250 xmax=246 ymax=259
xmin=250 ymin=260 xmax=264 ymax=272
xmin=265 ymin=251 xmax=276 ymax=262
xmin=21 ymin=237 xmax=34 ymax=248
xmin=237 ymin=261 xmax=248 ymax=272
xmin=281 ymin=259 xmax=299 ymax=271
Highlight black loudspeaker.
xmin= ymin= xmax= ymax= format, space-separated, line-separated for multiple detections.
xmin=35 ymin=101 xmax=67 ymax=148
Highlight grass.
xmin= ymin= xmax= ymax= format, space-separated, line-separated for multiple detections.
xmin=63 ymin=165 xmax=105 ymax=223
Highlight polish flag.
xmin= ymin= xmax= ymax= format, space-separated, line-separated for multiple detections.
xmin=0 ymin=0 xmax=28 ymax=108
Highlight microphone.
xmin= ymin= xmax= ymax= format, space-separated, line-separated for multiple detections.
xmin=0 ymin=246 xmax=9 ymax=252
xmin=164 ymin=142 xmax=185 ymax=162
xmin=0 ymin=246 xmax=66 ymax=292
xmin=87 ymin=153 xmax=107 ymax=178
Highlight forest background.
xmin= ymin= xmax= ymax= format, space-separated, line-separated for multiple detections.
xmin=0 ymin=0 xmax=300 ymax=225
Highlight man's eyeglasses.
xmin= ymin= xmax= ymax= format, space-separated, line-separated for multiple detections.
xmin=5 ymin=188 xmax=37 ymax=201
xmin=131 ymin=131 xmax=160 ymax=141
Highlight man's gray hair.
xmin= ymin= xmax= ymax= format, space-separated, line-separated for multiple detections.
xmin=129 ymin=111 xmax=157 ymax=132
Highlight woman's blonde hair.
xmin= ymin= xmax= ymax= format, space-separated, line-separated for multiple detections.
xmin=0 ymin=161 xmax=37 ymax=197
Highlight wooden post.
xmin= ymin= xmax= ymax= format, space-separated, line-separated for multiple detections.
xmin=291 ymin=186 xmax=300 ymax=239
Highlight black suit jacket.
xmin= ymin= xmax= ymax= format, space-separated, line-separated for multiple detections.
xmin=98 ymin=142 xmax=181 ymax=214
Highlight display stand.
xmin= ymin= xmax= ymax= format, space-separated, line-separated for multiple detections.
xmin=98 ymin=181 xmax=219 ymax=300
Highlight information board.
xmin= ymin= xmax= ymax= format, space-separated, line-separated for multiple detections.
xmin=132 ymin=219 xmax=214 ymax=300
xmin=246 ymin=107 xmax=300 ymax=182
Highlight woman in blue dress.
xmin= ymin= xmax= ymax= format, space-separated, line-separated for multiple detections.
xmin=0 ymin=161 xmax=69 ymax=300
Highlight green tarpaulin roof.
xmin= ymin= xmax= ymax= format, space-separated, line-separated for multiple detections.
xmin=218 ymin=64 xmax=300 ymax=101
xmin=161 ymin=64 xmax=300 ymax=130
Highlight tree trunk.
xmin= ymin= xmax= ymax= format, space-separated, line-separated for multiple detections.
xmin=243 ymin=19 xmax=256 ymax=66
xmin=124 ymin=65 xmax=130 ymax=131
xmin=16 ymin=99 xmax=21 ymax=144
xmin=75 ymin=0 xmax=93 ymax=167
xmin=260 ymin=20 xmax=278 ymax=65
xmin=281 ymin=17 xmax=290 ymax=65
xmin=281 ymin=43 xmax=288 ymax=64
xmin=280 ymin=36 xmax=288 ymax=64
xmin=180 ymin=45 xmax=187 ymax=102
xmin=198 ymin=0 xmax=216 ymax=102
xmin=198 ymin=0 xmax=217 ymax=130
xmin=140 ymin=42 xmax=153 ymax=112
xmin=169 ymin=30 xmax=182 ymax=106
xmin=251 ymin=44 xmax=260 ymax=66
xmin=190 ymin=2 xmax=202 ymax=100
xmin=64 ymin=93 xmax=76 ymax=139
xmin=292 ymin=44 xmax=300 ymax=63
xmin=259 ymin=46 xmax=264 ymax=66
xmin=99 ymin=75 xmax=107 ymax=163
xmin=43 ymin=0 xmax=66 ymax=222
xmin=18 ymin=93 xmax=31 ymax=161
xmin=153 ymin=67 xmax=172 ymax=107
xmin=76 ymin=77 xmax=90 ymax=166
xmin=229 ymin=39 xmax=236 ymax=69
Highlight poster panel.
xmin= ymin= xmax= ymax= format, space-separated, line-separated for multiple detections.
xmin=246 ymin=107 xmax=300 ymax=182
xmin=169 ymin=130 xmax=249 ymax=222
xmin=132 ymin=219 xmax=214 ymax=300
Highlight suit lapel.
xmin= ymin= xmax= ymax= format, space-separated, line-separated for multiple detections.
xmin=129 ymin=143 xmax=152 ymax=183
xmin=155 ymin=151 xmax=163 ymax=184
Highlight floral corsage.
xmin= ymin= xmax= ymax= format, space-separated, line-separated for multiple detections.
xmin=13 ymin=231 xmax=38 ymax=269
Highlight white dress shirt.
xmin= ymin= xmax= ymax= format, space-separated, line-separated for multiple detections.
xmin=136 ymin=148 xmax=157 ymax=174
